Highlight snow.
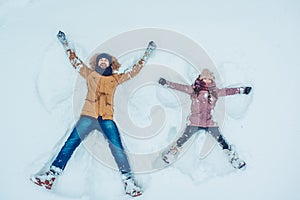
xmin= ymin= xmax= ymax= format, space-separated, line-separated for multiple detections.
xmin=1 ymin=0 xmax=300 ymax=199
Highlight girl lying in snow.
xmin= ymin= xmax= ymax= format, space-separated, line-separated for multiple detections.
xmin=158 ymin=68 xmax=252 ymax=169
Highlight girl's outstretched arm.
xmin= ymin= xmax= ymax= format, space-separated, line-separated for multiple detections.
xmin=158 ymin=78 xmax=194 ymax=94
xmin=217 ymin=86 xmax=252 ymax=97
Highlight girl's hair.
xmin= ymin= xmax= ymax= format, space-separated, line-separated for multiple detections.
xmin=89 ymin=53 xmax=121 ymax=71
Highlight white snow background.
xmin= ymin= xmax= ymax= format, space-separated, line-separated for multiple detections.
xmin=1 ymin=0 xmax=300 ymax=199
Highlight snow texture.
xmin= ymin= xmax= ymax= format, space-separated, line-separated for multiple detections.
xmin=1 ymin=0 xmax=300 ymax=200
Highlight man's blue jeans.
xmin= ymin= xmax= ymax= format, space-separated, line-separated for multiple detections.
xmin=51 ymin=115 xmax=131 ymax=174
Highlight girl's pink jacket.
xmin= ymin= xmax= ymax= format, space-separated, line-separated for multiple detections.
xmin=166 ymin=81 xmax=241 ymax=127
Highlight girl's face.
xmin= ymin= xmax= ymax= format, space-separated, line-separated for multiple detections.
xmin=196 ymin=75 xmax=212 ymax=84
xmin=97 ymin=58 xmax=110 ymax=69
xmin=201 ymin=78 xmax=212 ymax=84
